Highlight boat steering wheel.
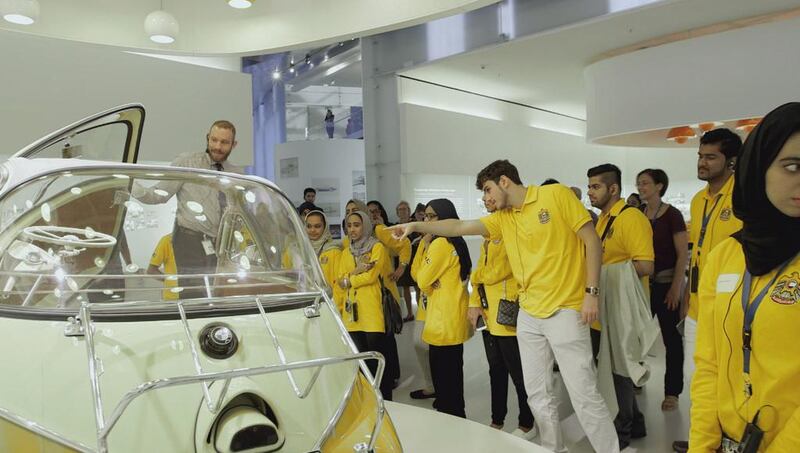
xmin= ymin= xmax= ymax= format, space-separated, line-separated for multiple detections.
xmin=22 ymin=226 xmax=117 ymax=249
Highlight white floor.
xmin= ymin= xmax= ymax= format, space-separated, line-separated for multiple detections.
xmin=391 ymin=299 xmax=690 ymax=453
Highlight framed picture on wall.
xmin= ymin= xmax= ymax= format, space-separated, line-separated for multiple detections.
xmin=329 ymin=224 xmax=342 ymax=239
xmin=280 ymin=157 xmax=299 ymax=178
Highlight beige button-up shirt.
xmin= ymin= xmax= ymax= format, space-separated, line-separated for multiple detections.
xmin=133 ymin=152 xmax=244 ymax=238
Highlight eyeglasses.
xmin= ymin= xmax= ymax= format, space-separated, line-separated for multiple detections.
xmin=424 ymin=213 xmax=438 ymax=220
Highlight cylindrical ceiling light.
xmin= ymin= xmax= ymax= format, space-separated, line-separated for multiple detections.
xmin=0 ymin=0 xmax=40 ymax=25
xmin=228 ymin=0 xmax=253 ymax=8
xmin=145 ymin=10 xmax=179 ymax=44
xmin=666 ymin=126 xmax=696 ymax=145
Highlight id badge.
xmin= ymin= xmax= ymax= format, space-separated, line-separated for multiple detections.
xmin=202 ymin=239 xmax=216 ymax=256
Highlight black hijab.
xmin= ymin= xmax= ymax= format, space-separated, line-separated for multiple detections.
xmin=367 ymin=200 xmax=393 ymax=226
xmin=732 ymin=102 xmax=800 ymax=276
xmin=426 ymin=199 xmax=472 ymax=281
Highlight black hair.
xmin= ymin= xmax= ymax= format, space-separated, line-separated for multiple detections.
xmin=476 ymin=160 xmax=523 ymax=190
xmin=303 ymin=187 xmax=316 ymax=196
xmin=637 ymin=168 xmax=670 ymax=197
xmin=700 ymin=128 xmax=743 ymax=160
xmin=367 ymin=200 xmax=392 ymax=226
xmin=587 ymin=163 xmax=622 ymax=190
xmin=425 ymin=199 xmax=472 ymax=281
xmin=541 ymin=178 xmax=560 ymax=186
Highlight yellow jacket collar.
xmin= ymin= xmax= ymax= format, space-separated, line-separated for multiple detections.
xmin=514 ymin=186 xmax=539 ymax=212
xmin=703 ymin=174 xmax=735 ymax=200
xmin=600 ymin=199 xmax=627 ymax=221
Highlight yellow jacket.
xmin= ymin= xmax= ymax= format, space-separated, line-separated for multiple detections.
xmin=410 ymin=240 xmax=428 ymax=322
xmin=319 ymin=247 xmax=341 ymax=292
xmin=415 ymin=237 xmax=470 ymax=346
xmin=687 ymin=175 xmax=742 ymax=320
xmin=345 ymin=226 xmax=411 ymax=302
xmin=468 ymin=238 xmax=518 ymax=336
xmin=337 ymin=243 xmax=388 ymax=334
xmin=690 ymin=238 xmax=800 ymax=452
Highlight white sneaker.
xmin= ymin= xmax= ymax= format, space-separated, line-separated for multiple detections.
xmin=511 ymin=425 xmax=538 ymax=441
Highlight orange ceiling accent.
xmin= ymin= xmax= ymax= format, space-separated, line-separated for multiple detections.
xmin=666 ymin=126 xmax=696 ymax=143
xmin=697 ymin=122 xmax=722 ymax=132
xmin=735 ymin=118 xmax=761 ymax=130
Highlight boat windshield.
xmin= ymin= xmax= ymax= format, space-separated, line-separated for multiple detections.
xmin=0 ymin=166 xmax=322 ymax=311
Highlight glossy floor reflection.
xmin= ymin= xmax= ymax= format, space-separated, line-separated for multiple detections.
xmin=392 ymin=299 xmax=690 ymax=452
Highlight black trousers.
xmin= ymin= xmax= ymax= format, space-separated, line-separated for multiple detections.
xmin=385 ymin=332 xmax=401 ymax=382
xmin=591 ymin=329 xmax=645 ymax=449
xmin=350 ymin=331 xmax=394 ymax=401
xmin=172 ymin=224 xmax=217 ymax=299
xmin=650 ymin=280 xmax=684 ymax=397
xmin=429 ymin=344 xmax=466 ymax=418
xmin=482 ymin=331 xmax=534 ymax=428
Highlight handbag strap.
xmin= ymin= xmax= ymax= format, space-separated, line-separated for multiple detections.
xmin=600 ymin=204 xmax=632 ymax=244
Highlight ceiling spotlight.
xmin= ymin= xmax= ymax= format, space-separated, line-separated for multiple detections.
xmin=289 ymin=65 xmax=295 ymax=74
xmin=145 ymin=10 xmax=179 ymax=44
xmin=1 ymin=0 xmax=40 ymax=25
xmin=304 ymin=54 xmax=311 ymax=65
xmin=272 ymin=69 xmax=281 ymax=80
xmin=228 ymin=0 xmax=253 ymax=8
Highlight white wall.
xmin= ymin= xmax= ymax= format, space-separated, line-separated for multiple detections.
xmin=398 ymin=93 xmax=704 ymax=221
xmin=274 ymin=139 xmax=366 ymax=231
xmin=585 ymin=16 xmax=800 ymax=144
xmin=0 ymin=31 xmax=253 ymax=167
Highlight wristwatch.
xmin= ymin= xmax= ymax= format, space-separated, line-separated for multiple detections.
xmin=585 ymin=286 xmax=600 ymax=296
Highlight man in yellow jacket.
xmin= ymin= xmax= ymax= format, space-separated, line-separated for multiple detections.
xmin=675 ymin=128 xmax=743 ymax=453
xmin=390 ymin=160 xmax=618 ymax=453
xmin=467 ymin=195 xmax=534 ymax=439
xmin=587 ymin=164 xmax=654 ymax=450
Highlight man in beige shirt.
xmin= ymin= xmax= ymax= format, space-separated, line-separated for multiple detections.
xmin=133 ymin=120 xmax=243 ymax=298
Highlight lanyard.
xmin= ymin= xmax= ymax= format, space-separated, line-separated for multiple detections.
xmin=740 ymin=254 xmax=798 ymax=389
xmin=698 ymin=196 xmax=722 ymax=249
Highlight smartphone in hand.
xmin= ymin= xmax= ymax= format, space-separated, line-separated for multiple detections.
xmin=476 ymin=316 xmax=487 ymax=331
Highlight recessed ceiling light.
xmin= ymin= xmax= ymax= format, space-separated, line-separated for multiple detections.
xmin=228 ymin=0 xmax=253 ymax=9
xmin=272 ymin=69 xmax=281 ymax=80
xmin=1 ymin=0 xmax=40 ymax=25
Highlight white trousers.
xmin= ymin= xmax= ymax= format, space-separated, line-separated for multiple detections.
xmin=517 ymin=309 xmax=619 ymax=453
xmin=413 ymin=320 xmax=434 ymax=391
xmin=683 ymin=317 xmax=698 ymax=387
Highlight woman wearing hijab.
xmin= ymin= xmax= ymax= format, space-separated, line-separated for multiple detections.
xmin=346 ymin=199 xmax=405 ymax=387
xmin=690 ymin=103 xmax=800 ymax=452
xmin=336 ymin=210 xmax=393 ymax=400
xmin=304 ymin=210 xmax=341 ymax=290
xmin=413 ymin=198 xmax=472 ymax=418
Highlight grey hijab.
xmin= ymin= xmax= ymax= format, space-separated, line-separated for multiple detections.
xmin=304 ymin=210 xmax=341 ymax=256
xmin=348 ymin=211 xmax=380 ymax=258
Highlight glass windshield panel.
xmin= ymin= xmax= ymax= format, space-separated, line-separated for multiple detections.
xmin=0 ymin=168 xmax=322 ymax=310
xmin=14 ymin=105 xmax=143 ymax=163
xmin=30 ymin=122 xmax=131 ymax=161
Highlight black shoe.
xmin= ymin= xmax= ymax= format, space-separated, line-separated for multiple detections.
xmin=672 ymin=440 xmax=688 ymax=452
xmin=409 ymin=389 xmax=436 ymax=399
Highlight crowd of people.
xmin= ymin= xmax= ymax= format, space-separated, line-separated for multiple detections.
xmin=285 ymin=103 xmax=800 ymax=453
xmin=145 ymin=105 xmax=799 ymax=452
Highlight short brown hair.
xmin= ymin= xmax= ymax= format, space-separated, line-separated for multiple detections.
xmin=475 ymin=160 xmax=523 ymax=190
xmin=210 ymin=120 xmax=236 ymax=140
